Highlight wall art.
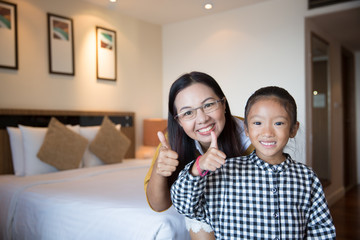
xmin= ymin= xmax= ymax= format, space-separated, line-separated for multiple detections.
xmin=96 ymin=26 xmax=116 ymax=81
xmin=48 ymin=13 xmax=74 ymax=75
xmin=0 ymin=0 xmax=18 ymax=69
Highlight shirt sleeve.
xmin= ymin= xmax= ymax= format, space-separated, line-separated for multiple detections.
xmin=143 ymin=143 xmax=161 ymax=193
xmin=144 ymin=132 xmax=168 ymax=195
xmin=143 ymin=144 xmax=163 ymax=211
xmin=306 ymin=174 xmax=336 ymax=239
xmin=170 ymin=160 xmax=209 ymax=223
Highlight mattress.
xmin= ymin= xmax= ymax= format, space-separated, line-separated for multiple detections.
xmin=0 ymin=159 xmax=190 ymax=240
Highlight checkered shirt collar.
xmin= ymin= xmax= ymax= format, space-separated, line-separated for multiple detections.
xmin=248 ymin=150 xmax=294 ymax=173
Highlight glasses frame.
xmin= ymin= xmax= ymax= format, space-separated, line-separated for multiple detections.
xmin=174 ymin=97 xmax=226 ymax=121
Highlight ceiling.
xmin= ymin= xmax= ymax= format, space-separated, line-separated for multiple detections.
xmin=81 ymin=0 xmax=360 ymax=52
xmin=80 ymin=0 xmax=270 ymax=25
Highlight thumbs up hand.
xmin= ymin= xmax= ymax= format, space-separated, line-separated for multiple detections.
xmin=209 ymin=130 xmax=219 ymax=149
xmin=155 ymin=131 xmax=179 ymax=177
xmin=191 ymin=131 xmax=226 ymax=176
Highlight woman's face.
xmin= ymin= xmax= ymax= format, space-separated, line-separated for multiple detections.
xmin=174 ymin=83 xmax=226 ymax=150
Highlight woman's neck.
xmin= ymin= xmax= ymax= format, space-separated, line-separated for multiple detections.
xmin=200 ymin=142 xmax=210 ymax=152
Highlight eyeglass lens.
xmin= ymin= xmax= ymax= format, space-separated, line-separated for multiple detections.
xmin=177 ymin=99 xmax=223 ymax=121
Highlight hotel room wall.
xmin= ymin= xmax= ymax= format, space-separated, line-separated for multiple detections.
xmin=162 ymin=0 xmax=307 ymax=164
xmin=162 ymin=0 xmax=360 ymax=199
xmin=0 ymin=0 xmax=163 ymax=150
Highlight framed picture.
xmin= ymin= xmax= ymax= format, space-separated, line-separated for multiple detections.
xmin=0 ymin=0 xmax=18 ymax=69
xmin=47 ymin=13 xmax=74 ymax=75
xmin=96 ymin=26 xmax=116 ymax=81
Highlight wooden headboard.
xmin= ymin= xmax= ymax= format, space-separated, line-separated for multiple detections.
xmin=0 ymin=109 xmax=135 ymax=175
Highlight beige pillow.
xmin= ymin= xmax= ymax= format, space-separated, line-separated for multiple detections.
xmin=89 ymin=116 xmax=131 ymax=164
xmin=37 ymin=118 xmax=88 ymax=170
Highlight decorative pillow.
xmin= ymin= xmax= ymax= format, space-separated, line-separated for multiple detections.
xmin=89 ymin=116 xmax=130 ymax=164
xmin=19 ymin=123 xmax=80 ymax=176
xmin=19 ymin=125 xmax=58 ymax=176
xmin=6 ymin=127 xmax=25 ymax=176
xmin=37 ymin=118 xmax=88 ymax=171
xmin=79 ymin=124 xmax=121 ymax=167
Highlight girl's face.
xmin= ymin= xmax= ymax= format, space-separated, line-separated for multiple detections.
xmin=174 ymin=83 xmax=226 ymax=150
xmin=245 ymin=97 xmax=299 ymax=165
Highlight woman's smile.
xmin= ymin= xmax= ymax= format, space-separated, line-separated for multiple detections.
xmin=174 ymin=83 xmax=226 ymax=148
xmin=197 ymin=123 xmax=215 ymax=135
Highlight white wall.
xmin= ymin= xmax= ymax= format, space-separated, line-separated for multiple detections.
xmin=163 ymin=0 xmax=307 ymax=163
xmin=162 ymin=0 xmax=360 ymax=167
xmin=0 ymin=0 xmax=163 ymax=149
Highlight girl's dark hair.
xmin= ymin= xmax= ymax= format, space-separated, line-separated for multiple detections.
xmin=244 ymin=86 xmax=298 ymax=132
xmin=167 ymin=71 xmax=245 ymax=186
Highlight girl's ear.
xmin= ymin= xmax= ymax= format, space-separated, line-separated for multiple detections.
xmin=245 ymin=125 xmax=249 ymax=137
xmin=290 ymin=121 xmax=300 ymax=138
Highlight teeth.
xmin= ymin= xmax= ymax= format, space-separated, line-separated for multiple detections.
xmin=198 ymin=124 xmax=214 ymax=133
xmin=261 ymin=141 xmax=275 ymax=146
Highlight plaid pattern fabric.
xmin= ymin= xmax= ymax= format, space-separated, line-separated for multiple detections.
xmin=171 ymin=151 xmax=336 ymax=239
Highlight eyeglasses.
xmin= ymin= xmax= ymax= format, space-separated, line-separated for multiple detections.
xmin=174 ymin=98 xmax=226 ymax=121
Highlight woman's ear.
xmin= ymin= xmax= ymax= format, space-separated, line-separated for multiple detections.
xmin=290 ymin=121 xmax=300 ymax=138
xmin=177 ymin=120 xmax=183 ymax=128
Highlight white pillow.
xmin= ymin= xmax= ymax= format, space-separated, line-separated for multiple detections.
xmin=79 ymin=124 xmax=121 ymax=167
xmin=6 ymin=127 xmax=25 ymax=176
xmin=19 ymin=124 xmax=80 ymax=176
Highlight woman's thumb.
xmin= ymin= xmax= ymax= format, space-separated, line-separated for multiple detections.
xmin=157 ymin=131 xmax=170 ymax=149
xmin=210 ymin=131 xmax=218 ymax=149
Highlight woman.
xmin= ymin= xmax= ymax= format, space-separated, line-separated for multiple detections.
xmin=144 ymin=71 xmax=253 ymax=239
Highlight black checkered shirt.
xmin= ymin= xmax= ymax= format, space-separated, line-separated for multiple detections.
xmin=171 ymin=151 xmax=336 ymax=239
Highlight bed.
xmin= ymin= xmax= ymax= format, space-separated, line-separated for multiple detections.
xmin=0 ymin=109 xmax=189 ymax=240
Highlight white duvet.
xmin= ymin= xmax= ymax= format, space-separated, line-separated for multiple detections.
xmin=0 ymin=159 xmax=190 ymax=240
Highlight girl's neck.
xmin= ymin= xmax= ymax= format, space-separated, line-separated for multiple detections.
xmin=256 ymin=152 xmax=286 ymax=165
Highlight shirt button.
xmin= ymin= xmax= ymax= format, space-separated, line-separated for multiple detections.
xmin=273 ymin=212 xmax=279 ymax=218
xmin=271 ymin=187 xmax=277 ymax=193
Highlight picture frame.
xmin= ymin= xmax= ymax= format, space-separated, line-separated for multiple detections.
xmin=47 ymin=13 xmax=75 ymax=75
xmin=96 ymin=26 xmax=117 ymax=81
xmin=0 ymin=0 xmax=18 ymax=69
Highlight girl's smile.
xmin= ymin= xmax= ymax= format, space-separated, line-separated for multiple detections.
xmin=260 ymin=141 xmax=276 ymax=147
xmin=245 ymin=97 xmax=298 ymax=165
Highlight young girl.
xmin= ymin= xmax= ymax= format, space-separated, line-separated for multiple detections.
xmin=170 ymin=86 xmax=336 ymax=239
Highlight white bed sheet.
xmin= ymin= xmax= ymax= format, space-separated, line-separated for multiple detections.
xmin=0 ymin=159 xmax=190 ymax=240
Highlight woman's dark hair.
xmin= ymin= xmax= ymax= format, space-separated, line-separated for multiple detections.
xmin=167 ymin=71 xmax=245 ymax=186
xmin=244 ymin=86 xmax=298 ymax=132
